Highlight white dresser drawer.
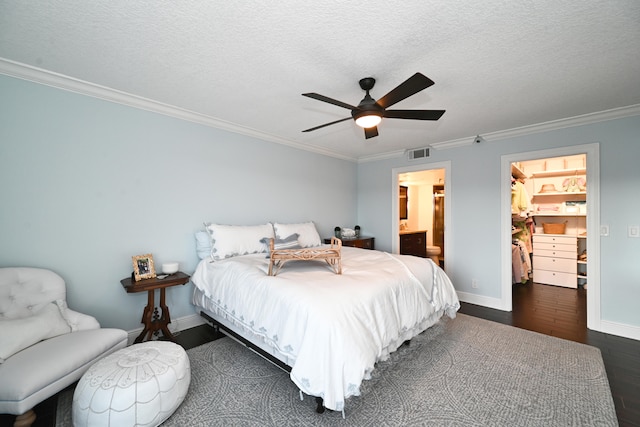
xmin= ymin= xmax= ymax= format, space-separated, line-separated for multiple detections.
xmin=535 ymin=248 xmax=576 ymax=259
xmin=533 ymin=269 xmax=577 ymax=288
xmin=532 ymin=234 xmax=577 ymax=245
xmin=534 ymin=242 xmax=576 ymax=252
xmin=533 ymin=256 xmax=577 ymax=273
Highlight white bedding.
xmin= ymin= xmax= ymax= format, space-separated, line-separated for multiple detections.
xmin=191 ymin=246 xmax=460 ymax=411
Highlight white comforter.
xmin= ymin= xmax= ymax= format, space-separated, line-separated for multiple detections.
xmin=191 ymin=246 xmax=460 ymax=411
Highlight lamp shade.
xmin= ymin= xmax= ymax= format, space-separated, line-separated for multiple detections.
xmin=354 ymin=113 xmax=382 ymax=128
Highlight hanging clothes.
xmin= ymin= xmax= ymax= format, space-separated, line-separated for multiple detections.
xmin=512 ymin=178 xmax=533 ymax=253
xmin=511 ymin=180 xmax=530 ymax=214
xmin=512 ymin=240 xmax=532 ymax=284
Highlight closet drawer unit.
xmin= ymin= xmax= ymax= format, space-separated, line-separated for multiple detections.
xmin=532 ymin=234 xmax=577 ymax=288
xmin=532 ymin=255 xmax=577 ymax=274
xmin=533 ymin=270 xmax=577 ymax=288
xmin=534 ymin=248 xmax=576 ymax=259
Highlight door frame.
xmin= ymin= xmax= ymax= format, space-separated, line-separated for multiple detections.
xmin=501 ymin=143 xmax=600 ymax=331
xmin=392 ymin=161 xmax=452 ymax=273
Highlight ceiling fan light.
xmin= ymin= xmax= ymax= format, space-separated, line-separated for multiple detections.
xmin=355 ymin=114 xmax=382 ymax=128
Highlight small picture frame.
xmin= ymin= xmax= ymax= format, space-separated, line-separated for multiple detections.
xmin=132 ymin=254 xmax=156 ymax=281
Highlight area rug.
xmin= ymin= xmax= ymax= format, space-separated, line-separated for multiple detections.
xmin=56 ymin=314 xmax=617 ymax=426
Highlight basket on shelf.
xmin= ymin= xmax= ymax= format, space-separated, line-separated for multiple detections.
xmin=542 ymin=222 xmax=567 ymax=234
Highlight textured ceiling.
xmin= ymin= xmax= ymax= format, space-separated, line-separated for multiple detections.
xmin=1 ymin=1 xmax=639 ymax=160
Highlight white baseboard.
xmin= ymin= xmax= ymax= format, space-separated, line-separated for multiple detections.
xmin=125 ymin=313 xmax=207 ymax=345
xmin=457 ymin=291 xmax=508 ymax=311
xmin=599 ymin=319 xmax=640 ymax=341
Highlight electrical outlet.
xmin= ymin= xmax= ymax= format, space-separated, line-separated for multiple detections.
xmin=471 ymin=279 xmax=478 ymax=289
xmin=629 ymin=225 xmax=640 ymax=238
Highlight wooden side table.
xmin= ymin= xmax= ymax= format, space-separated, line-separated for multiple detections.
xmin=324 ymin=236 xmax=375 ymax=250
xmin=121 ymin=271 xmax=190 ymax=343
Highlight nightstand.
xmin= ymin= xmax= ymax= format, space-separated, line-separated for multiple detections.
xmin=121 ymin=271 xmax=190 ymax=343
xmin=324 ymin=236 xmax=375 ymax=250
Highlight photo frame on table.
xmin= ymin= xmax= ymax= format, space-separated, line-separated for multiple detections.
xmin=132 ymin=253 xmax=156 ymax=281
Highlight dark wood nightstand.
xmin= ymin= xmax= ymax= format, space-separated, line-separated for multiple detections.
xmin=324 ymin=236 xmax=375 ymax=250
xmin=121 ymin=271 xmax=190 ymax=343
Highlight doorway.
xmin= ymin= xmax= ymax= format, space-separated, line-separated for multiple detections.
xmin=392 ymin=161 xmax=452 ymax=273
xmin=433 ymin=184 xmax=445 ymax=266
xmin=501 ymin=143 xmax=600 ymax=331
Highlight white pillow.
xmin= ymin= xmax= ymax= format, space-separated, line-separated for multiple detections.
xmin=205 ymin=223 xmax=274 ymax=260
xmin=0 ymin=301 xmax=73 ymax=363
xmin=273 ymin=222 xmax=321 ymax=248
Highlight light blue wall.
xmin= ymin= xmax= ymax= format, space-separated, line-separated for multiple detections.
xmin=357 ymin=116 xmax=640 ymax=330
xmin=0 ymin=75 xmax=358 ymax=331
xmin=2 ymin=73 xmax=639 ymax=336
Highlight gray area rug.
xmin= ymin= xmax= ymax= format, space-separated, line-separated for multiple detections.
xmin=56 ymin=314 xmax=617 ymax=426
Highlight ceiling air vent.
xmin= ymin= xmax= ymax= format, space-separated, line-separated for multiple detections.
xmin=407 ymin=147 xmax=430 ymax=160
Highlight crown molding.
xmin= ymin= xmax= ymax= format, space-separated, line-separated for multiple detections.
xmin=3 ymin=58 xmax=638 ymax=162
xmin=430 ymin=104 xmax=640 ymax=150
xmin=0 ymin=58 xmax=356 ymax=162
xmin=357 ymin=149 xmax=406 ymax=163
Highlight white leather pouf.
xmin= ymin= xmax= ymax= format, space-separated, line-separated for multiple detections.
xmin=72 ymin=341 xmax=190 ymax=427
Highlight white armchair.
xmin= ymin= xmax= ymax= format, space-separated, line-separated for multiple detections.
xmin=0 ymin=267 xmax=128 ymax=427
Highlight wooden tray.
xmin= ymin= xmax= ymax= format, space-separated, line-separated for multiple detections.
xmin=268 ymin=237 xmax=342 ymax=276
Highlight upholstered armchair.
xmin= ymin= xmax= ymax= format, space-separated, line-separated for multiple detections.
xmin=0 ymin=267 xmax=128 ymax=427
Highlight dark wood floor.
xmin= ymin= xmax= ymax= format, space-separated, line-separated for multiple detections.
xmin=3 ymin=282 xmax=639 ymax=426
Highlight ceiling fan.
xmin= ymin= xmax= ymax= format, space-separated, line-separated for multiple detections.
xmin=302 ymin=72 xmax=445 ymax=139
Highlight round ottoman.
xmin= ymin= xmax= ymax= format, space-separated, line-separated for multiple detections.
xmin=72 ymin=341 xmax=190 ymax=427
xmin=426 ymin=245 xmax=441 ymax=265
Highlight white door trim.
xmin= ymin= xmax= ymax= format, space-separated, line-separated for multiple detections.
xmin=501 ymin=143 xmax=600 ymax=331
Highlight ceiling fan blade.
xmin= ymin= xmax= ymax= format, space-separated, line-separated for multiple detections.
xmin=302 ymin=117 xmax=353 ymax=132
xmin=383 ymin=109 xmax=445 ymax=120
xmin=364 ymin=126 xmax=379 ymax=139
xmin=375 ymin=73 xmax=435 ymax=109
xmin=302 ymin=93 xmax=359 ymax=110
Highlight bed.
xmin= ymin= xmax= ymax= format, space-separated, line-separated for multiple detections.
xmin=191 ymin=222 xmax=460 ymax=414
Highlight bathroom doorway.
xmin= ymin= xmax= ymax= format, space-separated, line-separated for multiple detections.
xmin=393 ymin=161 xmax=451 ymax=272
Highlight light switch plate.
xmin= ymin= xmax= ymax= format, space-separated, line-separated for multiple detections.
xmin=600 ymin=225 xmax=609 ymax=236
xmin=629 ymin=225 xmax=640 ymax=238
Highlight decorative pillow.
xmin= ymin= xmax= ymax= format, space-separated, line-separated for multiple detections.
xmin=194 ymin=231 xmax=212 ymax=260
xmin=205 ymin=223 xmax=274 ymax=260
xmin=273 ymin=222 xmax=321 ymax=248
xmin=261 ymin=233 xmax=301 ymax=256
xmin=0 ymin=301 xmax=73 ymax=363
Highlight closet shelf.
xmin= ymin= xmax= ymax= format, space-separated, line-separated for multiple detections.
xmin=530 ymin=168 xmax=586 ymax=178
xmin=533 ymin=191 xmax=586 ymax=197
xmin=511 ymin=164 xmax=526 ymax=180
xmin=533 ymin=212 xmax=586 ymax=217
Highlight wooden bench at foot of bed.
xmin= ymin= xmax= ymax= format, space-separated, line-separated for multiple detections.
xmin=268 ymin=237 xmax=342 ymax=276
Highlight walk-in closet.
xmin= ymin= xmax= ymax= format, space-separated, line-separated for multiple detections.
xmin=511 ymin=154 xmax=587 ymax=289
